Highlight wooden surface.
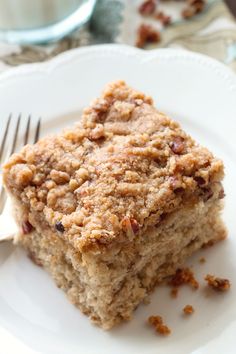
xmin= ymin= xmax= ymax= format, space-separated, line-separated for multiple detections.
xmin=225 ymin=0 xmax=236 ymax=17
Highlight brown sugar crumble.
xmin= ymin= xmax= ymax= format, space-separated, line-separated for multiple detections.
xmin=169 ymin=268 xmax=199 ymax=290
xmin=148 ymin=315 xmax=171 ymax=336
xmin=170 ymin=288 xmax=178 ymax=298
xmin=205 ymin=274 xmax=231 ymax=292
xmin=183 ymin=304 xmax=194 ymax=315
xmin=136 ymin=24 xmax=161 ymax=48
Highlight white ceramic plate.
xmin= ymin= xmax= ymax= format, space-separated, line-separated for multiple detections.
xmin=0 ymin=44 xmax=236 ymax=354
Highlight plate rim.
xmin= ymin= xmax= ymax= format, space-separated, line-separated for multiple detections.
xmin=0 ymin=44 xmax=236 ymax=93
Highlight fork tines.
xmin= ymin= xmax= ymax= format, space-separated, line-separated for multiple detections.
xmin=0 ymin=114 xmax=41 ymax=214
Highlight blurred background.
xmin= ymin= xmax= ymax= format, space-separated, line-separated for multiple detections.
xmin=0 ymin=0 xmax=235 ymax=72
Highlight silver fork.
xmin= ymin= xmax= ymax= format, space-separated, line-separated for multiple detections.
xmin=0 ymin=114 xmax=41 ymax=240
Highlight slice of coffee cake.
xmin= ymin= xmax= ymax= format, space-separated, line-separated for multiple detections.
xmin=3 ymin=81 xmax=226 ymax=329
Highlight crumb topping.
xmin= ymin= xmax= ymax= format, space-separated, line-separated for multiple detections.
xmin=3 ymin=81 xmax=224 ymax=253
xmin=148 ymin=315 xmax=171 ymax=335
xmin=205 ymin=274 xmax=230 ymax=292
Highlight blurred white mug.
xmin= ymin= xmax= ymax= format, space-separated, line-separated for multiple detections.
xmin=0 ymin=0 xmax=96 ymax=44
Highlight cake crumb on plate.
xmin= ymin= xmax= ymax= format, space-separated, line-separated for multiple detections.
xmin=205 ymin=274 xmax=230 ymax=292
xmin=148 ymin=315 xmax=171 ymax=336
xmin=169 ymin=268 xmax=199 ymax=290
xmin=183 ymin=305 xmax=194 ymax=315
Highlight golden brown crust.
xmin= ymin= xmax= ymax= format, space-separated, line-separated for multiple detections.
xmin=3 ymin=81 xmax=225 ymax=253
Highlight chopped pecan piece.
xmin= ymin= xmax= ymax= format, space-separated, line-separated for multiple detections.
xmin=188 ymin=0 xmax=205 ymax=12
xmin=55 ymin=221 xmax=65 ymax=232
xmin=194 ymin=176 xmax=206 ymax=186
xmin=155 ymin=11 xmax=171 ymax=26
xmin=169 ymin=136 xmax=185 ymax=154
xmin=22 ymin=220 xmax=33 ymax=234
xmin=182 ymin=0 xmax=205 ymax=19
xmin=121 ymin=217 xmax=140 ymax=239
xmin=130 ymin=218 xmax=140 ymax=234
xmin=136 ymin=24 xmax=161 ymax=48
xmin=139 ymin=0 xmax=157 ymax=16
xmin=182 ymin=7 xmax=196 ymax=19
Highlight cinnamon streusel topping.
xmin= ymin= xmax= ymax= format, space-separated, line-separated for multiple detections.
xmin=3 ymin=81 xmax=224 ymax=253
